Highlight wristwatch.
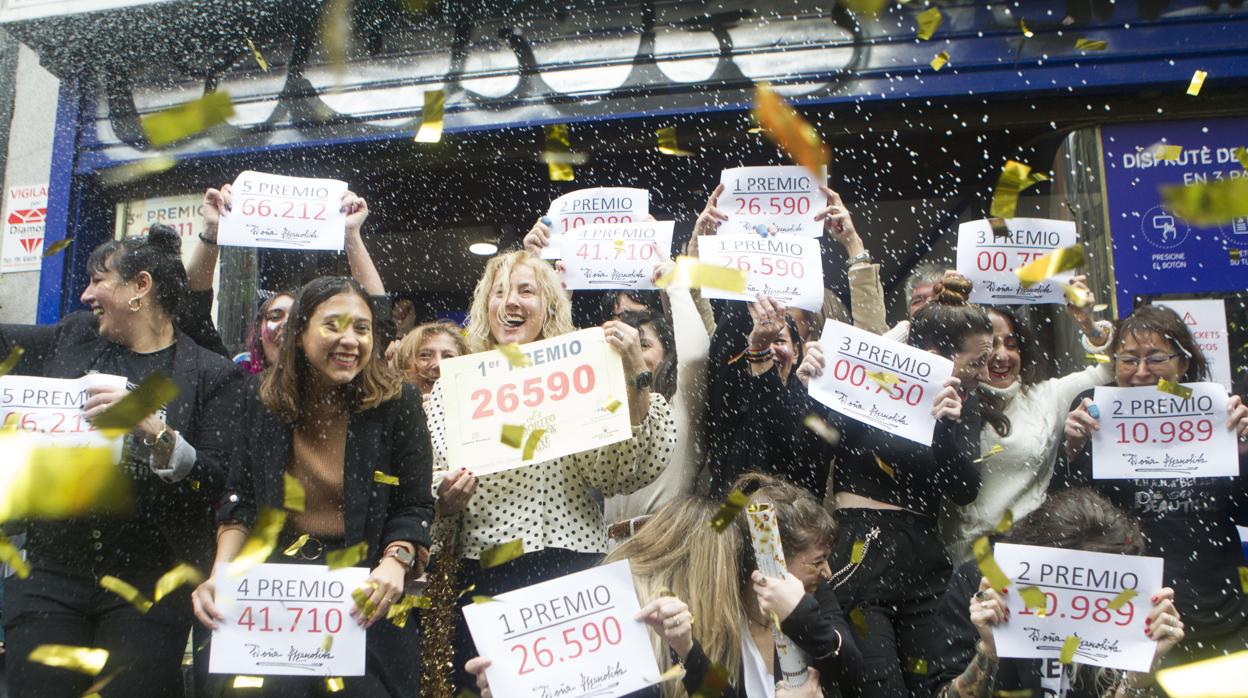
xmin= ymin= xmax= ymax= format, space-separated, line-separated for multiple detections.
xmin=143 ymin=425 xmax=174 ymax=448
xmin=847 ymin=250 xmax=872 ymax=266
xmin=383 ymin=546 xmax=415 ymax=570
xmin=632 ymin=371 xmax=653 ymax=391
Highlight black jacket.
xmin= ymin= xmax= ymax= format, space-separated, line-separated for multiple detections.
xmin=0 ymin=310 xmax=243 ymax=570
xmin=782 ymin=582 xmax=865 ymax=697
xmin=217 ymin=381 xmax=435 ymax=559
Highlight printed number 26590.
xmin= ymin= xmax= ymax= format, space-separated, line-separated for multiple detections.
xmin=471 ymin=366 xmax=596 ymax=419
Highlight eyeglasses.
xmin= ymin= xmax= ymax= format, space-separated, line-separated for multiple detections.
xmin=1114 ymin=353 xmax=1179 ymax=368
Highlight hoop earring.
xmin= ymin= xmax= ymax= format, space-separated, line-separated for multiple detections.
xmin=128 ymin=296 xmax=142 ymax=312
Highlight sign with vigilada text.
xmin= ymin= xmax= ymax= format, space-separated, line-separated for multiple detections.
xmin=1 ymin=183 xmax=48 ymax=272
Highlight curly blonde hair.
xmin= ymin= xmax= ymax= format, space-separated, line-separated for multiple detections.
xmin=465 ymin=250 xmax=574 ymax=352
xmin=392 ymin=321 xmax=467 ymax=378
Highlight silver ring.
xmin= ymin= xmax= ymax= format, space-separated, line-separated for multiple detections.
xmin=761 ymin=320 xmax=773 ymax=325
xmin=973 ymin=591 xmax=987 ymax=601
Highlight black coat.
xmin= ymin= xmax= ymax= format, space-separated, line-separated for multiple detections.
xmin=0 ymin=310 xmax=244 ymax=570
xmin=217 ymin=381 xmax=435 ymax=559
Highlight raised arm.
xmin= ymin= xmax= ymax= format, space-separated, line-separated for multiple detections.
xmin=816 ymin=186 xmax=888 ymax=335
xmin=342 ymin=191 xmax=384 ymax=296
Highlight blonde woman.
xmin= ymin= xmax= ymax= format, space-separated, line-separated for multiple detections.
xmin=391 ymin=320 xmax=467 ymax=394
xmin=423 ymin=250 xmax=677 ymax=689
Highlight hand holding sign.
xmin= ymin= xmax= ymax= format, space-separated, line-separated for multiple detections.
xmin=720 ymin=166 xmax=824 ymax=237
xmin=542 ymin=221 xmax=675 ymax=291
xmin=217 ymin=171 xmax=349 ymax=251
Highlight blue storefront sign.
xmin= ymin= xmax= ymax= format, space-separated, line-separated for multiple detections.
xmin=1102 ymin=118 xmax=1248 ymax=316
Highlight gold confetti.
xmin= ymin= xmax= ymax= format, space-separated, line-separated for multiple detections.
xmin=1107 ymin=589 xmax=1137 ymax=611
xmin=973 ymin=536 xmax=1010 ymax=592
xmin=325 ymin=677 xmax=345 ymax=692
xmin=975 ymin=443 xmax=1005 ymax=463
xmin=82 ymin=669 xmax=122 ymax=696
xmin=1086 ymin=353 xmax=1111 ymax=364
xmin=1235 ymin=147 xmax=1248 ymax=172
xmin=655 ymin=256 xmax=748 ymax=294
xmin=916 ymin=8 xmax=942 ymax=40
xmin=91 ymin=372 xmax=180 ymax=437
xmin=1240 ymin=567 xmax=1248 ymax=593
xmin=99 ymin=155 xmax=177 ymax=187
xmin=545 ymin=124 xmax=576 ymax=182
xmin=321 ymin=634 xmax=334 ymax=651
xmin=1059 ymin=634 xmax=1080 ymax=664
xmin=709 ymin=490 xmax=748 ymax=532
xmin=332 ymin=314 xmax=353 ymax=333
xmin=1161 ymin=177 xmax=1248 ymax=226
xmin=656 ymin=127 xmax=694 ymax=157
xmin=1016 ymin=246 xmax=1086 ymax=288
xmin=1156 ymin=650 xmax=1248 ymax=698
xmin=153 ymin=563 xmax=203 ymax=602
xmin=993 ymin=508 xmax=1013 ymax=534
xmin=28 ymin=645 xmax=108 ymax=675
xmin=658 ymin=664 xmax=686 ymax=682
xmin=471 ymin=595 xmax=500 ymax=605
xmin=42 ymin=238 xmax=73 ymax=258
xmin=351 ymin=584 xmax=377 ymax=617
xmin=387 ymin=594 xmax=430 ymax=627
xmin=1154 ymin=144 xmax=1183 ymax=161
xmin=245 ymin=38 xmax=269 ymax=71
xmin=603 ymin=396 xmax=623 ymax=413
xmin=996 ymin=691 xmax=1033 ymax=698
xmin=99 ymin=576 xmax=153 ymax=613
xmin=692 ymin=662 xmax=732 ymax=698
xmin=500 ymin=424 xmax=525 ymax=449
xmin=0 ymin=433 xmax=128 ymax=521
xmin=497 ymin=342 xmax=531 ymax=368
xmin=1019 ymin=586 xmax=1047 ymax=615
xmin=803 ymin=414 xmax=840 ymax=444
xmin=283 ymin=473 xmax=306 ymax=512
xmin=990 ymin=160 xmax=1032 ymax=219
xmin=1092 ymin=303 xmax=1109 ymax=312
xmin=1157 ymin=379 xmax=1193 ymax=400
xmin=233 ymin=676 xmax=264 ymax=689
xmin=228 ymin=508 xmax=287 ymax=578
xmin=480 ymin=538 xmax=525 ymax=569
xmin=0 ymin=346 xmax=23 ymax=378
xmin=905 ymin=657 xmax=929 ymax=675
xmin=414 ymin=89 xmax=445 ymax=144
xmin=930 ymin=51 xmax=949 ymax=71
xmin=1187 ymin=70 xmax=1207 ymax=96
xmin=1020 ymin=19 xmax=1034 ymax=38
xmin=851 ymin=540 xmax=865 ymax=564
xmin=1062 ymin=283 xmax=1093 ymax=308
xmin=874 ymin=453 xmax=895 ymax=478
xmin=373 ymin=470 xmax=399 ymax=486
xmin=840 ymin=0 xmax=888 ymax=14
xmin=868 ymin=370 xmax=899 ymax=389
xmin=849 ymin=606 xmax=869 ymax=636
xmin=456 ymin=584 xmax=477 ymax=600
xmin=0 ymin=534 xmax=29 ymax=578
xmin=753 ymin=84 xmax=829 ymax=176
xmin=522 ymin=428 xmax=546 ymax=460
xmin=141 ymin=91 xmax=235 ymax=148
xmin=326 ymin=541 xmax=368 ymax=570
xmin=283 ymin=533 xmax=310 ymax=557
xmin=1075 ymin=38 xmax=1107 ymax=51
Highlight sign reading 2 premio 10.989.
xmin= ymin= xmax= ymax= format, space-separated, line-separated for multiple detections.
xmin=463 ymin=560 xmax=662 ymax=698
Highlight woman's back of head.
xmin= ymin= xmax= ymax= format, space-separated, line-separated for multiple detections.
xmin=908 ymin=273 xmax=992 ymax=358
xmin=1006 ymin=488 xmax=1144 ymax=556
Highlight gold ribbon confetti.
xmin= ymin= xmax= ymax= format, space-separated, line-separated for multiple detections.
xmin=1157 ymin=379 xmax=1193 ymax=400
xmin=655 ymin=256 xmax=747 ymax=294
xmin=471 ymin=595 xmax=500 ymax=605
xmin=522 ymin=428 xmax=546 ymax=460
xmin=1074 ymin=38 xmax=1107 ymax=51
xmin=874 ymin=453 xmax=896 ymax=478
xmin=709 ymin=490 xmax=748 ymax=532
xmin=326 ymin=541 xmax=368 ymax=570
xmin=1019 ymin=586 xmax=1047 ymax=615
xmin=325 ymin=677 xmax=345 ymax=693
xmin=994 ymin=508 xmax=1014 ymax=534
xmin=352 ymin=584 xmax=378 ymax=617
xmin=975 ymin=444 xmax=1005 ymax=463
xmin=930 ymin=51 xmax=949 ymax=71
xmin=82 ymin=669 xmax=122 ymax=696
xmin=1239 ymin=567 xmax=1248 ymax=594
xmin=905 ymin=657 xmax=929 ymax=675
xmin=658 ymin=664 xmax=686 ymax=682
xmin=1086 ymin=353 xmax=1111 ymax=364
xmin=692 ymin=662 xmax=732 ymax=698
xmin=851 ymin=540 xmax=866 ymax=564
xmin=1154 ymin=144 xmax=1183 ymax=161
xmin=387 ymin=594 xmax=431 ymax=628
xmin=373 ymin=471 xmax=400 ymax=486
xmin=0 ymin=346 xmax=23 ymax=378
xmin=1235 ymin=147 xmax=1248 ymax=172
xmin=1020 ymin=19 xmax=1034 ymax=38
xmin=1059 ymin=634 xmax=1080 ymax=664
xmin=603 ymin=396 xmax=623 ymax=413
xmin=990 ymin=160 xmax=1032 ymax=219
xmin=42 ymin=238 xmax=73 ymax=258
xmin=28 ymin=645 xmax=109 ymax=675
xmin=803 ymin=414 xmax=840 ymax=444
xmin=229 ymin=508 xmax=287 ymax=578
xmin=141 ymin=91 xmax=235 ymax=148
xmin=99 ymin=155 xmax=177 ymax=187
xmin=1186 ymin=70 xmax=1207 ymax=96
xmin=841 ymin=0 xmax=888 ymax=14
xmin=283 ymin=473 xmax=306 ymax=513
xmin=233 ymin=676 xmax=264 ymax=689
xmin=414 ymin=89 xmax=446 ymax=144
xmin=321 ymin=634 xmax=334 ymax=651
xmin=1156 ymin=651 xmax=1248 ymax=698
xmin=99 ymin=576 xmax=153 ymax=613
xmin=497 ymin=342 xmax=531 ymax=368
xmin=91 ymin=372 xmax=181 ymax=437
xmin=1107 ymin=589 xmax=1137 ymax=611
xmin=0 ymin=433 xmax=128 ymax=521
xmin=867 ymin=370 xmax=899 ymax=389
xmin=545 ymin=124 xmax=576 ymax=182
xmin=0 ymin=534 xmax=29 ymax=578
xmin=656 ymin=127 xmax=694 ymax=157
xmin=916 ymin=8 xmax=942 ymax=40
xmin=153 ymin=563 xmax=203 ymax=602
xmin=995 ymin=691 xmax=1033 ymax=698
xmin=245 ymin=38 xmax=269 ymax=71
xmin=1161 ymin=177 xmax=1248 ymax=226
xmin=1061 ymin=283 xmax=1093 ymax=308
xmin=849 ymin=606 xmax=869 ymax=636
xmin=500 ymin=423 xmax=525 ymax=449
xmin=283 ymin=533 xmax=310 ymax=557
xmin=973 ymin=536 xmax=1010 ymax=592
xmin=480 ymin=538 xmax=525 ymax=569
xmin=1016 ymin=245 xmax=1086 ymax=288
xmin=753 ymin=83 xmax=829 ymax=176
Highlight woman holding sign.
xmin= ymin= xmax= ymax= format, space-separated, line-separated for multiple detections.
xmin=423 ymin=250 xmax=677 ymax=690
xmin=796 ymin=275 xmax=992 ymax=698
xmin=1051 ymin=304 xmax=1248 ymax=663
xmin=0 ymin=225 xmax=243 ymax=698
xmin=192 ymin=276 xmax=434 ymax=697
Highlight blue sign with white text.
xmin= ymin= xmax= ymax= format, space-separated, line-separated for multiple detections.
xmin=1101 ymin=118 xmax=1248 ymax=316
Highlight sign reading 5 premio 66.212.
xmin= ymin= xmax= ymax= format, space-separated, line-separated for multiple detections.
xmin=217 ymin=171 xmax=349 ymax=251
xmin=438 ymin=328 xmax=631 ymax=476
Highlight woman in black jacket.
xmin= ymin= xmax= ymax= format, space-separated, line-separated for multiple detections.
xmin=191 ymin=276 xmax=434 ymax=697
xmin=1 ymin=226 xmax=243 ymax=697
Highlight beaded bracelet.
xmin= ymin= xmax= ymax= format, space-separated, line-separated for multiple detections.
xmin=744 ymin=347 xmax=773 ymax=363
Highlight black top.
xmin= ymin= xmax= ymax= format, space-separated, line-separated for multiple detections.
xmin=782 ymin=582 xmax=866 ymax=697
xmin=217 ymin=379 xmax=436 ymax=560
xmin=0 ymin=311 xmax=244 ymax=575
xmin=1050 ymin=387 xmax=1248 ymax=641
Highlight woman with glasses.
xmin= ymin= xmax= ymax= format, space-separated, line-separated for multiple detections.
xmin=1050 ymin=304 xmax=1248 ymax=664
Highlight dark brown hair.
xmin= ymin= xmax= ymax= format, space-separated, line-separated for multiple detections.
xmin=733 ymin=472 xmax=837 ymax=559
xmin=1006 ymin=488 xmax=1145 ymax=555
xmin=616 ymin=309 xmax=677 ymax=403
xmin=260 ymin=276 xmax=401 ymax=422
xmin=86 ymin=223 xmax=187 ymax=315
xmin=1110 ymin=304 xmax=1208 ymax=382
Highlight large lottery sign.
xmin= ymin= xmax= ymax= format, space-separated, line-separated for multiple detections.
xmin=719 ymin=166 xmax=824 ymax=237
xmin=807 ymin=320 xmax=954 ymax=445
xmin=956 ymin=218 xmax=1079 ymax=305
xmin=438 ymin=328 xmax=632 ymax=475
xmin=546 ymin=187 xmax=649 ymax=235
xmin=0 ymin=374 xmax=126 ymax=457
xmin=217 ymin=171 xmax=349 ymax=251
xmin=697 ymin=234 xmax=824 ymax=312
xmin=541 ymin=221 xmax=674 ymax=291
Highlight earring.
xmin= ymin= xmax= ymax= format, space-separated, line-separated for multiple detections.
xmin=128 ymin=296 xmax=142 ymax=312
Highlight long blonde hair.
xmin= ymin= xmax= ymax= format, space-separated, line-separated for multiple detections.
xmin=465 ymin=250 xmax=574 ymax=353
xmin=605 ymin=498 xmax=748 ymax=697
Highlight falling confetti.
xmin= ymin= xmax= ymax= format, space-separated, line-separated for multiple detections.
xmin=283 ymin=473 xmax=306 ymax=512
xmin=850 ymin=540 xmax=866 ymax=564
xmin=99 ymin=575 xmax=154 ymax=613
xmin=1074 ymin=38 xmax=1107 ymax=51
xmin=228 ymin=508 xmax=287 ymax=577
xmin=930 ymin=51 xmax=949 ymax=71
xmin=1061 ymin=282 xmax=1093 ymax=308
xmin=99 ymin=155 xmax=177 ymax=187
xmin=0 ymin=534 xmax=30 ymax=578
xmin=479 ymin=538 xmax=525 ymax=569
xmin=28 ymin=645 xmax=109 ymax=675
xmin=874 ymin=453 xmax=895 ymax=478
xmin=1234 ymin=147 xmax=1248 ymax=171
xmin=1156 ymin=379 xmax=1193 ymax=400
xmin=975 ymin=444 xmax=1005 ymax=463
xmin=849 ymin=606 xmax=869 ymax=636
xmin=545 ymin=124 xmax=576 ymax=181
xmin=497 ymin=343 xmax=531 ymax=368
xmin=325 ymin=677 xmax=345 ymax=693
xmin=1015 ymin=246 xmax=1086 ymax=288
xmin=1059 ymin=634 xmax=1080 ymax=664
xmin=867 ymin=370 xmax=899 ymax=389
xmin=1106 ymin=589 xmax=1137 ymax=611
xmin=709 ymin=490 xmax=748 ymax=532
xmin=753 ymin=84 xmax=830 ymax=176
xmin=153 ymin=563 xmax=203 ymax=602
xmin=522 ymin=428 xmax=546 ymax=460
xmin=905 ymin=657 xmax=929 ymax=675
xmin=245 ymin=38 xmax=269 ymax=71
xmin=658 ymin=664 xmax=686 ymax=682
xmin=500 ymin=423 xmax=525 ymax=449
xmin=990 ymin=160 xmax=1033 ymax=219
xmin=655 ymin=257 xmax=747 ymax=294
xmin=803 ymin=415 xmax=840 ymax=444
xmin=91 ymin=372 xmax=181 ymax=438
xmin=1020 ymin=19 xmax=1034 ymax=38
xmin=993 ymin=508 xmax=1013 ymax=534
xmin=414 ymin=89 xmax=446 ymax=144
xmin=1086 ymin=353 xmax=1111 ymax=364
xmin=0 ymin=346 xmax=24 ymax=378
xmin=1161 ymin=177 xmax=1248 ymax=226
xmin=1019 ymin=586 xmax=1047 ymax=614
xmin=1154 ymin=144 xmax=1183 ymax=161
xmin=141 ymin=91 xmax=235 ymax=148
xmin=603 ymin=396 xmax=623 ymax=413
xmin=373 ymin=470 xmax=400 ymax=486
xmin=283 ymin=533 xmax=310 ymax=557
xmin=233 ymin=676 xmax=265 ymax=689
xmin=1155 ymin=650 xmax=1248 ymax=698
xmin=915 ymin=8 xmax=942 ymax=40
xmin=326 ymin=541 xmax=368 ymax=570
xmin=973 ymin=536 xmax=1010 ymax=592
xmin=656 ymin=127 xmax=694 ymax=156
xmin=1186 ymin=70 xmax=1207 ymax=96
xmin=0 ymin=432 xmax=128 ymax=521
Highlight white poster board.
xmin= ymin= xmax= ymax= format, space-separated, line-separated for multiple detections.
xmin=209 ymin=562 xmax=369 ymax=677
xmin=1 ymin=183 xmax=48 ymax=273
xmin=992 ymin=543 xmax=1163 ymax=673
xmin=0 ymin=374 xmax=126 ymax=459
xmin=217 ymin=171 xmax=349 ymax=251
xmin=1090 ymin=383 xmax=1239 ymax=479
xmin=541 ymin=221 xmax=674 ymax=291
xmin=437 ymin=328 xmax=632 ymax=476
xmin=956 ymin=218 xmax=1079 ymax=305
xmin=1155 ymin=299 xmax=1233 ymax=391
xmin=547 ymin=188 xmax=649 ymax=235
xmin=115 ymin=192 xmax=217 ymax=323
xmin=463 ymin=560 xmax=662 ymax=698
xmin=719 ymin=166 xmax=824 ymax=238
xmin=807 ymin=320 xmax=954 ymax=445
xmin=696 ymin=234 xmax=824 ymax=312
